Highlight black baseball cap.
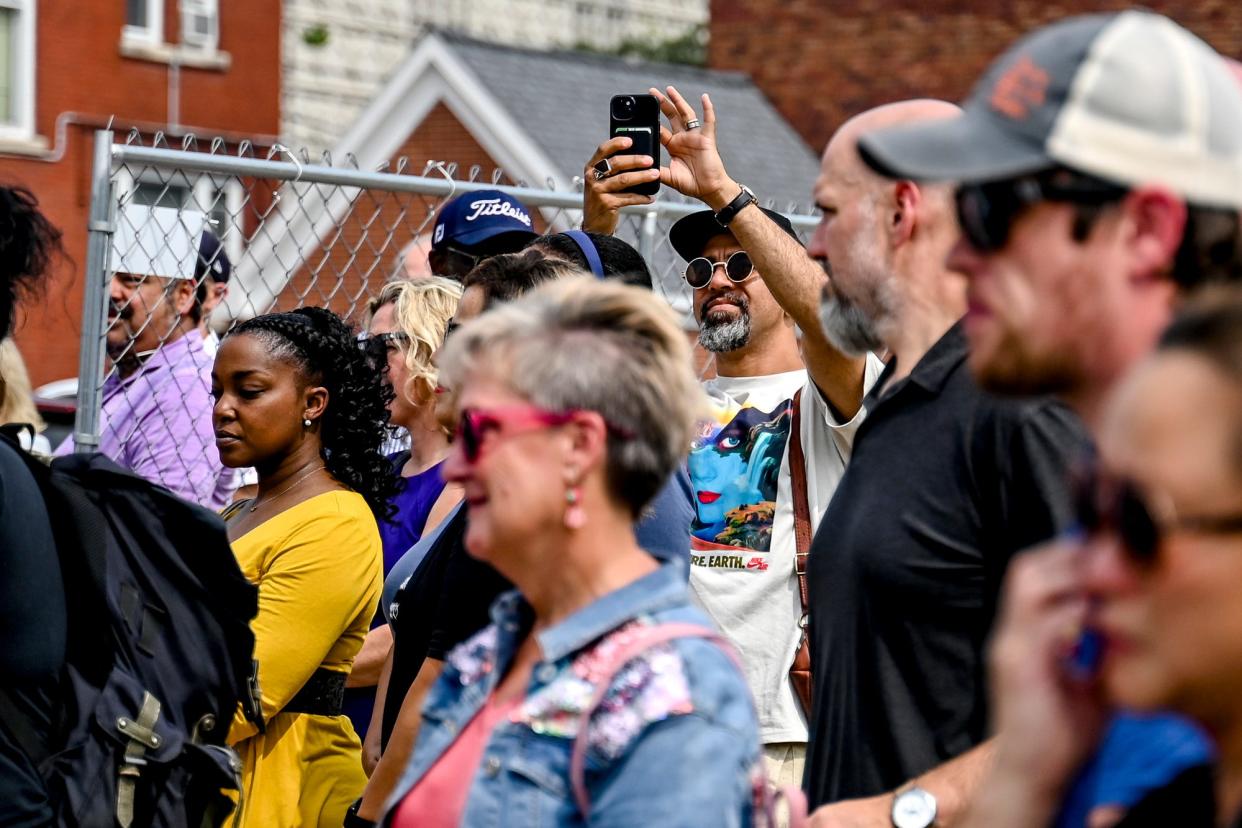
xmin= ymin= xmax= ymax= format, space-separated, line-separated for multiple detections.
xmin=668 ymin=208 xmax=801 ymax=262
xmin=857 ymin=11 xmax=1242 ymax=208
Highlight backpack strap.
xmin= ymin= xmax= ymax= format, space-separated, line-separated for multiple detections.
xmin=116 ymin=691 xmax=162 ymax=828
xmin=788 ymin=389 xmax=812 ymax=614
xmin=568 ymin=621 xmax=808 ymax=826
xmin=568 ymin=623 xmax=741 ymax=817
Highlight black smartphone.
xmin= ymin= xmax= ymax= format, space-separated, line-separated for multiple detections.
xmin=609 ymin=94 xmax=661 ymax=196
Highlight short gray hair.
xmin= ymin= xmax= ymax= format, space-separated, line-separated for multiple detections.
xmin=439 ymin=275 xmax=704 ymax=516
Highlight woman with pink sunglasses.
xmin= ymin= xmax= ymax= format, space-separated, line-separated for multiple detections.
xmin=380 ymin=276 xmax=763 ymax=826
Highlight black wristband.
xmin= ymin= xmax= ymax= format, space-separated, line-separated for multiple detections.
xmin=343 ymin=798 xmax=376 ymax=828
xmin=714 ymin=185 xmax=757 ymax=228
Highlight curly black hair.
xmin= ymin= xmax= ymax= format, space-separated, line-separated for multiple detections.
xmin=229 ymin=306 xmax=398 ymax=520
xmin=0 ymin=185 xmax=65 ymax=340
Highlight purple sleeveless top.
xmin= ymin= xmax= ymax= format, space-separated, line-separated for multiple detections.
xmin=378 ymin=453 xmax=448 ymax=577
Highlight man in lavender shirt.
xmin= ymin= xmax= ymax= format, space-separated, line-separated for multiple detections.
xmin=57 ymin=203 xmax=234 ymax=510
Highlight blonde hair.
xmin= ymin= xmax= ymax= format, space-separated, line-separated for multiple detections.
xmin=439 ymin=274 xmax=705 ymax=516
xmin=0 ymin=338 xmax=45 ymax=431
xmin=367 ymin=276 xmax=462 ymax=407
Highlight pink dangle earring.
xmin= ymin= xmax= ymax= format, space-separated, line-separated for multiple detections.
xmin=564 ymin=481 xmax=586 ymax=530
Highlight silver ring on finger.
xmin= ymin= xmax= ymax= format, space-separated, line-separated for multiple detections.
xmin=592 ymin=158 xmax=612 ymax=180
xmin=685 ymin=119 xmax=702 ymax=130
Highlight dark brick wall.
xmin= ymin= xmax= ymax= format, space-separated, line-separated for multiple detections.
xmin=710 ymin=1 xmax=1242 ymax=153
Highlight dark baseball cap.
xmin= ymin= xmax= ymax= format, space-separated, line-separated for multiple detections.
xmin=858 ymin=11 xmax=1242 ymax=209
xmin=196 ymin=228 xmax=231 ymax=284
xmin=668 ymin=208 xmax=801 ymax=262
xmin=431 ymin=189 xmax=538 ymax=252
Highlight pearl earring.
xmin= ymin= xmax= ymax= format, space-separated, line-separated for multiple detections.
xmin=303 ymin=418 xmax=312 ymax=428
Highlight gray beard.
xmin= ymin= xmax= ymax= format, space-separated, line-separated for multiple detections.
xmin=819 ymin=294 xmax=883 ymax=356
xmin=699 ymin=313 xmax=752 ymax=353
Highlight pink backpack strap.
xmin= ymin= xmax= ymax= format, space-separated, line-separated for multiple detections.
xmin=567 ymin=622 xmax=808 ymax=827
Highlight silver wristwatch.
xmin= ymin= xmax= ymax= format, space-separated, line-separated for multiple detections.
xmin=891 ymin=785 xmax=937 ymax=828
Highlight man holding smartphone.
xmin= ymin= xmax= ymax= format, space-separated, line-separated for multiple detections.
xmin=585 ymin=90 xmax=883 ymax=795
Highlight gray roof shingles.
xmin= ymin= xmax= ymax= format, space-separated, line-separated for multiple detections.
xmin=442 ymin=32 xmax=821 ymax=213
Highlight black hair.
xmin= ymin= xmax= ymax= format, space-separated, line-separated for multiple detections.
xmin=0 ymin=185 xmax=65 ymax=340
xmin=1170 ymin=206 xmax=1242 ymax=292
xmin=463 ymin=248 xmax=579 ymax=310
xmin=229 ymin=307 xmax=398 ymax=519
xmin=527 ymin=231 xmax=653 ymax=289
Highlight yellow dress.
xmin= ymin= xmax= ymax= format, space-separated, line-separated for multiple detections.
xmin=225 ymin=490 xmax=382 ymax=827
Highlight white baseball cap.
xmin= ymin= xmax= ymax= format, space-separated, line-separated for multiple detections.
xmin=111 ymin=203 xmax=207 ymax=280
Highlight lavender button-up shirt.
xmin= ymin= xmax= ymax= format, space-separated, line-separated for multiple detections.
xmin=57 ymin=329 xmax=235 ymax=510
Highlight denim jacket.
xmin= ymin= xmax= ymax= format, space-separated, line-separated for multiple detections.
xmin=384 ymin=563 xmax=761 ymax=826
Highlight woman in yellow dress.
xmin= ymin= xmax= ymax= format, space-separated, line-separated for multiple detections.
xmin=210 ymin=307 xmax=398 ymax=826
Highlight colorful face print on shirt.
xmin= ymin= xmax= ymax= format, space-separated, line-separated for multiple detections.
xmin=688 ymin=400 xmax=792 ymax=556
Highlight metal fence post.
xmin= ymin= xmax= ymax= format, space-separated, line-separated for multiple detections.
xmin=638 ymin=205 xmax=659 ymax=264
xmin=72 ymin=130 xmax=115 ymax=453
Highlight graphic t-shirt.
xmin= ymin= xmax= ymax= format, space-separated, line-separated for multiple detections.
xmin=688 ymin=359 xmax=883 ymax=744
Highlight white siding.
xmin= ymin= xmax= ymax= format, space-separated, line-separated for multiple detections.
xmin=282 ymin=0 xmax=707 ymax=155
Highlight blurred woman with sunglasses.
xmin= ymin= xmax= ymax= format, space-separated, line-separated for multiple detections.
xmin=211 ymin=307 xmax=396 ymax=827
xmin=380 ymin=276 xmax=760 ymax=826
xmin=347 ymin=279 xmax=464 ymax=741
xmin=965 ymin=290 xmax=1242 ymax=828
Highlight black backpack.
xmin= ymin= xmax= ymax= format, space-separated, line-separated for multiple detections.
xmin=0 ymin=429 xmax=260 ymax=827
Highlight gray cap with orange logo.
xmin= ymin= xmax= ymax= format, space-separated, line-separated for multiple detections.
xmin=858 ymin=11 xmax=1242 ymax=209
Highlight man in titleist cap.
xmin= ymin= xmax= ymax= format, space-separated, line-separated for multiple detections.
xmin=427 ymin=189 xmax=537 ymax=280
xmin=859 ymin=11 xmax=1242 ymax=826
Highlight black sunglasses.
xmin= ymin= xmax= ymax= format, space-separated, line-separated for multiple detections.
xmin=1073 ymin=462 xmax=1242 ymax=565
xmin=683 ymin=251 xmax=754 ymax=290
xmin=955 ymin=170 xmax=1128 ymax=253
xmin=359 ymin=331 xmax=410 ymax=364
xmin=428 ymin=246 xmax=480 ymax=279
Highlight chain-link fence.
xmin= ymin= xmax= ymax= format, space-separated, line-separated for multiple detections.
xmin=72 ymin=128 xmax=817 ymax=505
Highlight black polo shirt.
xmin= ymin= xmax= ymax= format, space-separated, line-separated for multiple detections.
xmin=803 ymin=322 xmax=1088 ymax=806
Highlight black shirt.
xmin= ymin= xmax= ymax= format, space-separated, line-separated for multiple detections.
xmin=0 ymin=439 xmax=65 ymax=825
xmin=803 ymin=323 xmax=1088 ymax=806
xmin=381 ymin=506 xmax=510 ymax=746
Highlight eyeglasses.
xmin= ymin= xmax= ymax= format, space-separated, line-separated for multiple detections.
xmin=455 ymin=405 xmax=635 ymax=464
xmin=683 ymin=251 xmax=755 ymax=289
xmin=954 ymin=169 xmax=1128 ymax=253
xmin=428 ymin=246 xmax=480 ymax=279
xmin=1073 ymin=462 xmax=1242 ymax=566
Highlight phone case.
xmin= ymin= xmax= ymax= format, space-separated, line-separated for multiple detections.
xmin=609 ymin=94 xmax=661 ymax=197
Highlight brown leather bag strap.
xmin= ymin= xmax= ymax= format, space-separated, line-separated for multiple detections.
xmin=789 ymin=389 xmax=811 ymax=614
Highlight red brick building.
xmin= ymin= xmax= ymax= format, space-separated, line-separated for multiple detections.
xmin=709 ymin=1 xmax=1242 ymax=153
xmin=1 ymin=0 xmax=281 ymax=386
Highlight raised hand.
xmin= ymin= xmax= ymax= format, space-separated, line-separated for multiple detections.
xmin=581 ymin=136 xmax=660 ymax=235
xmin=652 ymin=85 xmax=738 ymax=209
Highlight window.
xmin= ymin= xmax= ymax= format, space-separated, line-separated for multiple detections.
xmin=0 ymin=0 xmax=35 ymax=138
xmin=179 ymin=0 xmax=217 ymax=52
xmin=124 ymin=0 xmax=162 ymax=44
